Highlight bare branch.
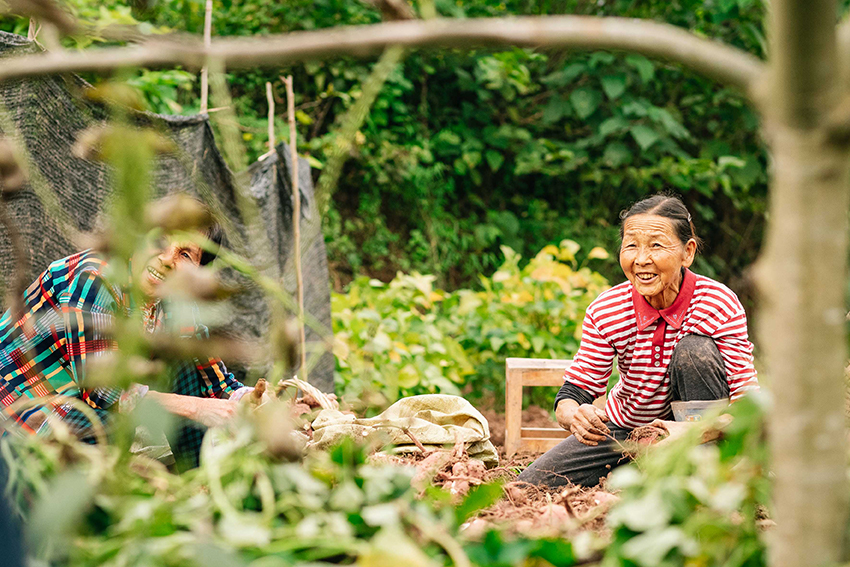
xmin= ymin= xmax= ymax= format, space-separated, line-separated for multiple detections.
xmin=283 ymin=75 xmax=308 ymax=382
xmin=0 ymin=16 xmax=763 ymax=93
xmin=266 ymin=81 xmax=275 ymax=152
xmin=199 ymin=0 xmax=212 ymax=113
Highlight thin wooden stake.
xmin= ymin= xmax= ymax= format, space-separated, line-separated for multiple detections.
xmin=199 ymin=0 xmax=213 ymax=113
xmin=282 ymin=75 xmax=307 ymax=381
xmin=266 ymin=82 xmax=275 ymax=152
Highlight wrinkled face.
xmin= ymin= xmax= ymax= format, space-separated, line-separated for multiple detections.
xmin=619 ymin=214 xmax=696 ymax=310
xmin=136 ymin=235 xmax=203 ymax=299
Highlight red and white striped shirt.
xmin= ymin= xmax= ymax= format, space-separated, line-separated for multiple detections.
xmin=563 ymin=268 xmax=758 ymax=429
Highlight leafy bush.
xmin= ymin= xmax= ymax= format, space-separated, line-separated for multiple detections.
xmin=603 ymin=396 xmax=769 ymax=567
xmin=333 ymin=271 xmax=475 ymax=410
xmin=0 ymin=0 xmax=771 ymax=292
xmin=2 ymin=418 xmax=511 ymax=566
xmin=333 ymin=242 xmax=610 ymax=411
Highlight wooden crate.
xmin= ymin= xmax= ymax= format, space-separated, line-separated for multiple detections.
xmin=504 ymin=357 xmax=572 ymax=458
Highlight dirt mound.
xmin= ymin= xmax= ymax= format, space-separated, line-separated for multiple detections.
xmin=463 ymin=480 xmax=619 ymax=538
xmin=303 ymin=397 xmax=617 ymax=539
xmin=406 ymin=441 xmax=490 ymax=498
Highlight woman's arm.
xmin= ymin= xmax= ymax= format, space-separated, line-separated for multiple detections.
xmin=553 ymin=311 xmax=616 ymax=446
xmin=561 ymin=313 xmax=616 ymax=401
xmin=145 ymin=390 xmax=236 ymax=428
xmin=60 ymin=269 xmax=122 ymax=409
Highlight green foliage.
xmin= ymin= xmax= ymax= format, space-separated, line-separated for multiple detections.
xmin=465 ymin=530 xmax=577 ymax=567
xmin=2 ymin=0 xmax=769 ymax=291
xmin=125 ymin=69 xmax=196 ymax=114
xmin=333 ymin=271 xmax=474 ymax=408
xmin=1 ymin=422 xmax=515 ymax=566
xmin=333 ymin=242 xmax=609 ymax=410
xmin=603 ymin=396 xmax=769 ymax=567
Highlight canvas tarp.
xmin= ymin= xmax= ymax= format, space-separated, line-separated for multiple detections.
xmin=311 ymin=394 xmax=499 ymax=467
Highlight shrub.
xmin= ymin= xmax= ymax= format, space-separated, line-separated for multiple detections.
xmin=333 ymin=242 xmax=610 ymax=412
xmin=603 ymin=396 xmax=769 ymax=567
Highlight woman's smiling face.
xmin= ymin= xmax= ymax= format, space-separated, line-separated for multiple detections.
xmin=619 ymin=214 xmax=696 ymax=310
xmin=136 ymin=235 xmax=204 ymax=300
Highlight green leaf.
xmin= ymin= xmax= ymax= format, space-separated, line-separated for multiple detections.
xmin=601 ymin=74 xmax=628 ymax=100
xmin=607 ymin=489 xmax=672 ymax=531
xmin=531 ymin=336 xmax=545 ymax=353
xmin=626 ymin=54 xmax=655 ymax=83
xmin=485 ymin=150 xmax=504 ymax=172
xmin=587 ymin=246 xmax=609 ymax=260
xmin=489 ymin=337 xmax=505 ymax=352
xmin=455 ymin=482 xmax=504 ymax=525
xmin=603 ymin=142 xmax=632 ymax=167
xmin=728 ymin=156 xmax=763 ymax=189
xmin=466 ymin=531 xmax=537 ymax=566
xmin=560 ymin=239 xmax=581 ymax=257
xmin=542 ymin=96 xmax=566 ymax=124
xmin=531 ymin=539 xmax=576 ymax=567
xmin=398 ymin=364 xmax=420 ymax=388
xmin=649 ymin=107 xmax=691 ymax=139
xmin=306 ymin=155 xmax=324 ymax=169
xmin=542 ymin=63 xmax=586 ymax=87
xmin=718 ymin=155 xmax=746 ymax=169
xmin=361 ymin=527 xmax=440 ymax=567
xmin=589 ymin=52 xmax=615 ymax=68
xmin=621 ymin=527 xmax=697 ymax=566
xmin=598 ymin=116 xmax=629 ymax=138
xmin=463 ymin=151 xmax=482 ymax=169
xmin=630 ymin=125 xmax=660 ymax=150
xmin=569 ymin=88 xmax=602 ymax=120
xmin=369 ymin=332 xmax=392 ymax=353
xmin=622 ymin=99 xmax=650 ymax=117
xmin=28 ymin=468 xmax=96 ymax=555
xmin=295 ymin=110 xmax=313 ymax=125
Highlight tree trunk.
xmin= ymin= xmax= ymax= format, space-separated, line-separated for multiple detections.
xmin=759 ymin=2 xmax=850 ymax=565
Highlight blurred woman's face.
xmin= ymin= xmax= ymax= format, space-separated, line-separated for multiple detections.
xmin=619 ymin=214 xmax=696 ymax=310
xmin=137 ymin=235 xmax=203 ymax=300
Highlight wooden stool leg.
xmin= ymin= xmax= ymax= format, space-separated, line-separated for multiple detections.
xmin=505 ymin=365 xmax=522 ymax=458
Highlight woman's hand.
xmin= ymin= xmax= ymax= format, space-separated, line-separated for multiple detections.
xmin=556 ymin=399 xmax=611 ymax=446
xmin=190 ymin=397 xmax=238 ymax=428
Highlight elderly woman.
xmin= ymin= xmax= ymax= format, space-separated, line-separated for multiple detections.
xmin=0 ymin=197 xmax=268 ymax=469
xmin=518 ymin=194 xmax=759 ymax=487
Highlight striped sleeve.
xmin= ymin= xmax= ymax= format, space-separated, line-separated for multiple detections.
xmin=562 ymin=311 xmax=615 ymax=400
xmin=61 ymin=269 xmax=120 ymax=410
xmin=711 ymin=292 xmax=758 ymax=401
xmin=186 ymin=308 xmax=244 ymax=399
xmin=194 ymin=358 xmax=244 ymax=399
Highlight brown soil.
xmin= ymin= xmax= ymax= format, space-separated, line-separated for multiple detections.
xmin=324 ymin=397 xmax=619 ymax=540
xmin=479 ymin=404 xmax=559 ymax=448
xmin=465 ymin=480 xmax=619 ymax=539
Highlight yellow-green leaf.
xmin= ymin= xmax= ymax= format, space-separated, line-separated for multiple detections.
xmin=588 ymin=246 xmax=610 ymax=260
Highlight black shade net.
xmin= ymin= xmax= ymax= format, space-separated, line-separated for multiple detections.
xmin=0 ymin=31 xmax=333 ymax=393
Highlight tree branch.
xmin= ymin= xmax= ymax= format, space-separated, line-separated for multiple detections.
xmin=0 ymin=16 xmax=764 ymax=93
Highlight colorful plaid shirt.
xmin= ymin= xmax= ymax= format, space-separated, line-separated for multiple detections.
xmin=0 ymin=250 xmax=245 ymax=465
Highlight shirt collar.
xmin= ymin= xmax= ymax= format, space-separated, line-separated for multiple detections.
xmin=631 ymin=268 xmax=696 ymax=331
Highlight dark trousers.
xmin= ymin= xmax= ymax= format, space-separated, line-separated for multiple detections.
xmin=517 ymin=335 xmax=729 ymax=488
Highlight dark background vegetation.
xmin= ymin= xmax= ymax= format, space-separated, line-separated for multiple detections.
xmin=2 ymin=0 xmax=770 ymax=299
